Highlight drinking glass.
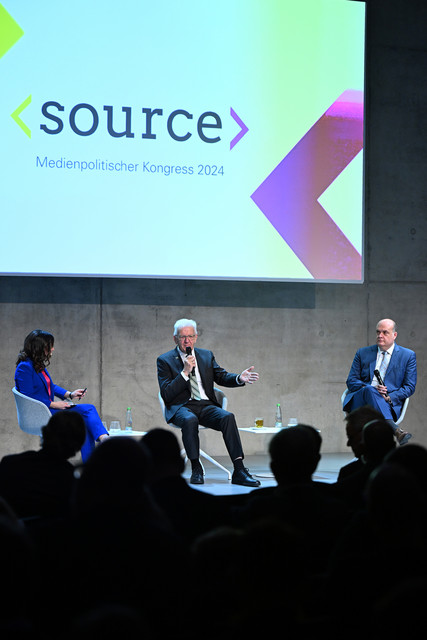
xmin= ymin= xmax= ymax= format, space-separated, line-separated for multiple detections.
xmin=109 ymin=420 xmax=121 ymax=433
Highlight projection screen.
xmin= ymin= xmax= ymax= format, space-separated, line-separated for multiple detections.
xmin=0 ymin=0 xmax=366 ymax=281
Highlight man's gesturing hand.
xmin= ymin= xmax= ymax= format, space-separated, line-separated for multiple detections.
xmin=239 ymin=366 xmax=259 ymax=384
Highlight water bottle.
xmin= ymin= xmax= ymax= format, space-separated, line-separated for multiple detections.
xmin=125 ymin=407 xmax=133 ymax=432
xmin=275 ymin=403 xmax=282 ymax=428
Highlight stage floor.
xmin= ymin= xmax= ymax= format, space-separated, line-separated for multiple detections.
xmin=182 ymin=452 xmax=355 ymax=496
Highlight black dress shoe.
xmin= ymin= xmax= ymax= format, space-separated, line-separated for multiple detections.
xmin=190 ymin=469 xmax=204 ymax=484
xmin=232 ymin=468 xmax=261 ymax=487
xmin=395 ymin=428 xmax=412 ymax=446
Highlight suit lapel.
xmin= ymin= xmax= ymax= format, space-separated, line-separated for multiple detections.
xmin=385 ymin=344 xmax=400 ymax=378
xmin=369 ymin=345 xmax=377 ymax=381
xmin=194 ymin=349 xmax=216 ymax=400
xmin=194 ymin=348 xmax=207 ymax=388
xmin=172 ymin=347 xmax=184 ymax=374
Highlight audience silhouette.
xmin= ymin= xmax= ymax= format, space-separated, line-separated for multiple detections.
xmin=1 ymin=420 xmax=426 ymax=640
xmin=0 ymin=501 xmax=37 ymax=635
xmin=324 ymin=446 xmax=427 ymax=636
xmin=142 ymin=427 xmax=233 ymax=542
xmin=332 ymin=417 xmax=396 ymax=510
xmin=30 ymin=436 xmax=186 ymax=638
xmin=337 ymin=404 xmax=383 ymax=481
xmin=383 ymin=442 xmax=427 ymax=499
xmin=232 ymin=425 xmax=352 ymax=576
xmin=0 ymin=411 xmax=86 ymax=519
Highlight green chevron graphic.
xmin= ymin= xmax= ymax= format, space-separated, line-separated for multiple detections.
xmin=11 ymin=94 xmax=31 ymax=138
xmin=0 ymin=3 xmax=24 ymax=59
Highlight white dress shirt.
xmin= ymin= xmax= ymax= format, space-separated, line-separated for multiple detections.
xmin=371 ymin=343 xmax=395 ymax=386
xmin=178 ymin=347 xmax=209 ymax=400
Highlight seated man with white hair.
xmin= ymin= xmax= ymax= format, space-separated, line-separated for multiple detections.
xmin=157 ymin=318 xmax=260 ymax=487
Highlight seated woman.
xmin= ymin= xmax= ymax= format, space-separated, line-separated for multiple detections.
xmin=15 ymin=329 xmax=108 ymax=462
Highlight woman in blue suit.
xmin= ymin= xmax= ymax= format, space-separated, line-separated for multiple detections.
xmin=15 ymin=329 xmax=108 ymax=462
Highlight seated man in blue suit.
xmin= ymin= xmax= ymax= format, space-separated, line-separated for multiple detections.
xmin=343 ymin=318 xmax=417 ymax=445
xmin=157 ymin=318 xmax=261 ymax=487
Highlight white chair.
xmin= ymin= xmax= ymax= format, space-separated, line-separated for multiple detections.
xmin=158 ymin=388 xmax=232 ymax=480
xmin=12 ymin=386 xmax=52 ymax=436
xmin=397 ymin=397 xmax=410 ymax=425
xmin=341 ymin=388 xmax=409 ymax=425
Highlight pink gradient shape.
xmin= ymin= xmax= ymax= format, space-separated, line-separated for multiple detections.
xmin=251 ymin=90 xmax=364 ymax=280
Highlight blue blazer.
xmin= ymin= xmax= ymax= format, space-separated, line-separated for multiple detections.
xmin=157 ymin=347 xmax=242 ymax=423
xmin=15 ymin=360 xmax=68 ymax=409
xmin=344 ymin=344 xmax=417 ymax=420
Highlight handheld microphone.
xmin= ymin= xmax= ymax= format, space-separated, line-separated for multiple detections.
xmin=374 ymin=368 xmax=392 ymax=404
xmin=374 ymin=369 xmax=384 ymax=386
xmin=186 ymin=346 xmax=195 ymax=375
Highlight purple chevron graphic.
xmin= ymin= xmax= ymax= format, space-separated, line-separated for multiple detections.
xmin=230 ymin=107 xmax=249 ymax=150
xmin=251 ymin=90 xmax=364 ymax=280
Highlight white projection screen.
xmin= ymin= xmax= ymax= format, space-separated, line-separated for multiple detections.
xmin=0 ymin=0 xmax=365 ymax=282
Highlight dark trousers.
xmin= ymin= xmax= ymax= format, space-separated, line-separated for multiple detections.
xmin=172 ymin=399 xmax=244 ymax=462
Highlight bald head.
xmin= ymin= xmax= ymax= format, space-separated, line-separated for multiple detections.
xmin=376 ymin=319 xmax=397 ymax=351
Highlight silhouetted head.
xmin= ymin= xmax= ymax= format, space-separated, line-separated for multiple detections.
xmin=366 ymin=461 xmax=426 ymax=539
xmin=72 ymin=436 xmax=153 ymax=514
xmin=384 ymin=444 xmax=427 ymax=498
xmin=361 ymin=419 xmax=396 ymax=467
xmin=41 ymin=411 xmax=86 ymax=459
xmin=345 ymin=405 xmax=383 ymax=459
xmin=269 ymin=424 xmax=322 ymax=484
xmin=143 ymin=428 xmax=185 ymax=479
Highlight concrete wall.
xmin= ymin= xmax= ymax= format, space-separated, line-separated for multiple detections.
xmin=1 ymin=0 xmax=427 ymax=459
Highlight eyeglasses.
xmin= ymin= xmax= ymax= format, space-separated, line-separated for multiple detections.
xmin=177 ymin=334 xmax=196 ymax=341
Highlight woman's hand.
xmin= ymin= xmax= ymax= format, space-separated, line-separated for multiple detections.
xmin=71 ymin=388 xmax=87 ymax=400
xmin=50 ymin=400 xmax=72 ymax=410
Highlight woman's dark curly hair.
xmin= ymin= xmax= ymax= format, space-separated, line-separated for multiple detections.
xmin=16 ymin=329 xmax=55 ymax=373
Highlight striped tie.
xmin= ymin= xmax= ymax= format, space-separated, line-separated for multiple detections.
xmin=379 ymin=350 xmax=388 ymax=380
xmin=372 ymin=351 xmax=388 ymax=387
xmin=190 ymin=373 xmax=201 ymax=400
